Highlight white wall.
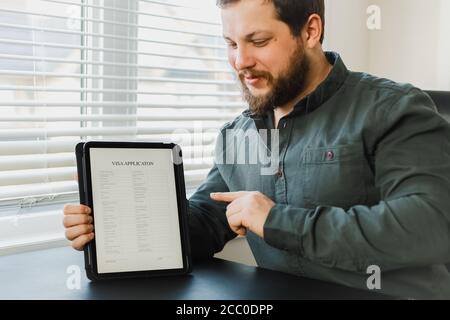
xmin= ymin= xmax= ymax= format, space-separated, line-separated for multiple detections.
xmin=323 ymin=0 xmax=370 ymax=72
xmin=436 ymin=0 xmax=450 ymax=90
xmin=368 ymin=0 xmax=449 ymax=90
xmin=324 ymin=0 xmax=450 ymax=91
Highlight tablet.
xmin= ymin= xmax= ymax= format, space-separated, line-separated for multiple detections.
xmin=75 ymin=141 xmax=192 ymax=280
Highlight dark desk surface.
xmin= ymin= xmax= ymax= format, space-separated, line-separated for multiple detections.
xmin=0 ymin=246 xmax=390 ymax=300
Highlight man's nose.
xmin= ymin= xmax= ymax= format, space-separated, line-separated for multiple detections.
xmin=234 ymin=46 xmax=255 ymax=71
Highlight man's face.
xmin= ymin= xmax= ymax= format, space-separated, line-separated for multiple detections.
xmin=221 ymin=0 xmax=310 ymax=115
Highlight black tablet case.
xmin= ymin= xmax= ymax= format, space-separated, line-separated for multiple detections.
xmin=75 ymin=142 xmax=192 ymax=280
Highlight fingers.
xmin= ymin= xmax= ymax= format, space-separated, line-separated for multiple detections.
xmin=63 ymin=203 xmax=95 ymax=250
xmin=226 ymin=201 xmax=241 ymax=217
xmin=71 ymin=233 xmax=95 ymax=251
xmin=65 ymin=224 xmax=94 ymax=241
xmin=63 ymin=214 xmax=93 ymax=228
xmin=64 ymin=204 xmax=91 ymax=215
xmin=210 ymin=191 xmax=250 ymax=203
xmin=227 ymin=212 xmax=246 ymax=236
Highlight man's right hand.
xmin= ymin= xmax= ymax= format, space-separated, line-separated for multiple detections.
xmin=63 ymin=204 xmax=95 ymax=251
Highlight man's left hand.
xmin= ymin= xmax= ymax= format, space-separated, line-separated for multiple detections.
xmin=210 ymin=191 xmax=275 ymax=238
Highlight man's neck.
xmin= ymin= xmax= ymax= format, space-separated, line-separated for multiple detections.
xmin=273 ymin=52 xmax=333 ymax=128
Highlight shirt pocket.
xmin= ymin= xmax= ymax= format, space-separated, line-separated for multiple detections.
xmin=301 ymin=143 xmax=368 ymax=209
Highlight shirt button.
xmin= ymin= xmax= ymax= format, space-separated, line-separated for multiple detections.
xmin=277 ymin=169 xmax=283 ymax=178
xmin=282 ymin=122 xmax=287 ymax=129
xmin=326 ymin=151 xmax=335 ymax=161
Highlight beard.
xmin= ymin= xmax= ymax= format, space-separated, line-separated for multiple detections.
xmin=238 ymin=43 xmax=310 ymax=116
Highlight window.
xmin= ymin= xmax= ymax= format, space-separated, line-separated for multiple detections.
xmin=0 ymin=0 xmax=243 ymax=251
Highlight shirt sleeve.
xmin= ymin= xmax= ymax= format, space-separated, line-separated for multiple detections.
xmin=187 ymin=163 xmax=237 ymax=261
xmin=263 ymin=88 xmax=450 ymax=273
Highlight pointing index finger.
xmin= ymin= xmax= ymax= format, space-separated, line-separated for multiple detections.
xmin=210 ymin=191 xmax=249 ymax=203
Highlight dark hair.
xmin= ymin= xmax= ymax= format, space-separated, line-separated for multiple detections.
xmin=216 ymin=0 xmax=325 ymax=44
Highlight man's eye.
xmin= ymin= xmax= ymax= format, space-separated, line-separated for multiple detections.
xmin=253 ymin=40 xmax=269 ymax=47
xmin=227 ymin=42 xmax=237 ymax=49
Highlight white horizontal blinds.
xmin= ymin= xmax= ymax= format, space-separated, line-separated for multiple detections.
xmin=0 ymin=0 xmax=243 ymax=213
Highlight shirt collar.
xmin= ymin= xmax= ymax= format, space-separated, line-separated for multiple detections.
xmin=242 ymin=51 xmax=349 ymax=120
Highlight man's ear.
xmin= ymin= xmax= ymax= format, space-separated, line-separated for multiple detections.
xmin=303 ymin=14 xmax=323 ymax=48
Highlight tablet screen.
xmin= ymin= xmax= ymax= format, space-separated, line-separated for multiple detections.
xmin=89 ymin=147 xmax=184 ymax=274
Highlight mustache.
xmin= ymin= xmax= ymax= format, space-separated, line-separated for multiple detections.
xmin=238 ymin=69 xmax=270 ymax=79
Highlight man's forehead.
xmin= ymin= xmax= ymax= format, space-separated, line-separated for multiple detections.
xmin=220 ymin=0 xmax=278 ymax=22
xmin=220 ymin=0 xmax=280 ymax=38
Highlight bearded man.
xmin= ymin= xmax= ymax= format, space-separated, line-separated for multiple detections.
xmin=63 ymin=0 xmax=450 ymax=299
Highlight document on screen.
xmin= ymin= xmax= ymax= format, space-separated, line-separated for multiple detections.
xmin=88 ymin=147 xmax=184 ymax=274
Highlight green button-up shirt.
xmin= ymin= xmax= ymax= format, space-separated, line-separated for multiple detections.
xmin=187 ymin=51 xmax=450 ymax=299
